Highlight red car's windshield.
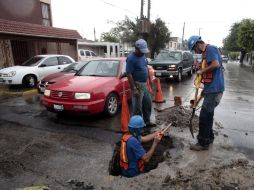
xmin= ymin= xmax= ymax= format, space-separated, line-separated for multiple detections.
xmin=77 ymin=60 xmax=119 ymax=77
xmin=62 ymin=61 xmax=88 ymax=73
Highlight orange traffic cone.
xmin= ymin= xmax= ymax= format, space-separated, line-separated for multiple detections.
xmin=153 ymin=78 xmax=165 ymax=103
xmin=121 ymin=81 xmax=130 ymax=133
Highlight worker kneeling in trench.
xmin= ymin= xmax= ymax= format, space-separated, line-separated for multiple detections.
xmin=120 ymin=115 xmax=164 ymax=178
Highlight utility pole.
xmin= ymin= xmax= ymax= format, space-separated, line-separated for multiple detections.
xmin=198 ymin=28 xmax=202 ymax=36
xmin=94 ymin=27 xmax=96 ymax=41
xmin=140 ymin=0 xmax=144 ymax=19
xmin=139 ymin=0 xmax=151 ymax=41
xmin=147 ymin=0 xmax=151 ymax=21
xmin=182 ymin=22 xmax=185 ymax=50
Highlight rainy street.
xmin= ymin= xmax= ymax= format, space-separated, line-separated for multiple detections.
xmin=0 ymin=61 xmax=254 ymax=189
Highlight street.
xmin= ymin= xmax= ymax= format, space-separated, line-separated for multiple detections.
xmin=0 ymin=61 xmax=254 ymax=189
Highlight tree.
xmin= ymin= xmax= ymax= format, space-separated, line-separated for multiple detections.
xmin=100 ymin=31 xmax=119 ymax=42
xmin=223 ymin=18 xmax=254 ymax=63
xmin=148 ymin=18 xmax=170 ymax=58
xmin=100 ymin=16 xmax=138 ymax=43
xmin=237 ymin=19 xmax=254 ymax=53
xmin=100 ymin=17 xmax=170 ymax=58
xmin=223 ymin=22 xmax=241 ymax=52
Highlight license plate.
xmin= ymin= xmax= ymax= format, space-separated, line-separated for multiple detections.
xmin=156 ymin=72 xmax=162 ymax=76
xmin=54 ymin=104 xmax=64 ymax=111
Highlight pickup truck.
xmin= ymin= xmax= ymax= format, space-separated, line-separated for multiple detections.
xmin=149 ymin=50 xmax=194 ymax=82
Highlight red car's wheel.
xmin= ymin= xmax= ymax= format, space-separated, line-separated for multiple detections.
xmin=105 ymin=93 xmax=119 ymax=116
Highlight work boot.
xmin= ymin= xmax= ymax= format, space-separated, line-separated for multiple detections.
xmin=190 ymin=143 xmax=209 ymax=151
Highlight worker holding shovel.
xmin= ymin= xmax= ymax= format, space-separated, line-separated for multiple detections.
xmin=187 ymin=36 xmax=225 ymax=151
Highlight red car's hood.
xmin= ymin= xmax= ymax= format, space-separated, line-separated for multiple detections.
xmin=48 ymin=75 xmax=117 ymax=92
xmin=42 ymin=72 xmax=74 ymax=82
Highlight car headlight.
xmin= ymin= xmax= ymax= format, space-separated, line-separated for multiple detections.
xmin=75 ymin=93 xmax=91 ymax=100
xmin=44 ymin=89 xmax=51 ymax=97
xmin=8 ymin=71 xmax=16 ymax=77
xmin=168 ymin=65 xmax=176 ymax=68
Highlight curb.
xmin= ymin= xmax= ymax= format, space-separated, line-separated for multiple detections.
xmin=0 ymin=89 xmax=38 ymax=97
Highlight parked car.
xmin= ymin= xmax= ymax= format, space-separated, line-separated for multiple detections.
xmin=149 ymin=50 xmax=194 ymax=82
xmin=41 ymin=58 xmax=131 ymax=116
xmin=37 ymin=61 xmax=89 ymax=94
xmin=221 ymin=55 xmax=229 ymax=63
xmin=78 ymin=49 xmax=97 ymax=61
xmin=0 ymin=55 xmax=74 ymax=87
xmin=193 ymin=54 xmax=202 ymax=72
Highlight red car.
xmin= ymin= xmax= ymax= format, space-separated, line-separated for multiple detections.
xmin=37 ymin=61 xmax=88 ymax=93
xmin=41 ymin=58 xmax=131 ymax=116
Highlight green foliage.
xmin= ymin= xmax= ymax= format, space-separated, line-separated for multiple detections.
xmin=223 ymin=18 xmax=254 ymax=53
xmin=100 ymin=32 xmax=119 ymax=42
xmin=229 ymin=52 xmax=240 ymax=60
xmin=148 ymin=18 xmax=171 ymax=58
xmin=100 ymin=17 xmax=170 ymax=57
xmin=223 ymin=22 xmax=241 ymax=51
xmin=100 ymin=16 xmax=138 ymax=43
xmin=237 ymin=19 xmax=254 ymax=52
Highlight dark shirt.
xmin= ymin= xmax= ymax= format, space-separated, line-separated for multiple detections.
xmin=121 ymin=137 xmax=145 ymax=177
xmin=126 ymin=53 xmax=148 ymax=82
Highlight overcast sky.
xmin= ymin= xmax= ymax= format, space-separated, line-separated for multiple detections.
xmin=51 ymin=0 xmax=254 ymax=47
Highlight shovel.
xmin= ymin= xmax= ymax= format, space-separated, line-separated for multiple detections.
xmin=188 ymin=74 xmax=202 ymax=138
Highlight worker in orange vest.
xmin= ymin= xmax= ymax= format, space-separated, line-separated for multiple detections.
xmin=120 ymin=115 xmax=163 ymax=177
xmin=187 ymin=35 xmax=224 ymax=151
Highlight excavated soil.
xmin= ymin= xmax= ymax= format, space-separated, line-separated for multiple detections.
xmin=155 ymin=105 xmax=199 ymax=133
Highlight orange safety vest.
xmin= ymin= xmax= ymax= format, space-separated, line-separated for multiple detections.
xmin=120 ymin=134 xmax=144 ymax=172
xmin=201 ymin=45 xmax=213 ymax=83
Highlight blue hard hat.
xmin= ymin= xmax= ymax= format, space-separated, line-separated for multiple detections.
xmin=187 ymin=35 xmax=201 ymax=50
xmin=128 ymin=115 xmax=145 ymax=129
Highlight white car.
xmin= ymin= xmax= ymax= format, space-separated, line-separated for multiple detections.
xmin=78 ymin=49 xmax=97 ymax=61
xmin=0 ymin=55 xmax=74 ymax=87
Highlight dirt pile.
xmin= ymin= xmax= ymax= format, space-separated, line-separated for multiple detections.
xmin=155 ymin=106 xmax=199 ymax=132
xmin=162 ymin=159 xmax=254 ymax=190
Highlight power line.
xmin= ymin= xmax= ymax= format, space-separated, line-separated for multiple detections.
xmin=96 ymin=0 xmax=138 ymax=16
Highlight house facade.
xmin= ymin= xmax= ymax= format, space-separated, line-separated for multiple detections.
xmin=166 ymin=37 xmax=183 ymax=50
xmin=0 ymin=0 xmax=81 ymax=68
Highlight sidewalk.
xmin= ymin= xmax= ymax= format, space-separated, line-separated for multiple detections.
xmin=0 ymin=85 xmax=38 ymax=97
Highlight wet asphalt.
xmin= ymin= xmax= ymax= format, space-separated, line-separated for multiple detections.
xmin=0 ymin=61 xmax=253 ymax=158
xmin=0 ymin=61 xmax=254 ymax=189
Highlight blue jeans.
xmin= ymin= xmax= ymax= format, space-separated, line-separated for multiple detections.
xmin=197 ymin=92 xmax=223 ymax=146
xmin=131 ymin=82 xmax=152 ymax=124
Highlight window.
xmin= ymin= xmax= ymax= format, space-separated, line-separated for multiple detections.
xmin=183 ymin=53 xmax=188 ymax=60
xmin=58 ymin=56 xmax=72 ymax=65
xmin=155 ymin=51 xmax=182 ymax=61
xmin=85 ymin=51 xmax=91 ymax=56
xmin=78 ymin=60 xmax=119 ymax=77
xmin=42 ymin=57 xmax=58 ymax=67
xmin=91 ymin=52 xmax=96 ymax=56
xmin=80 ymin=50 xmax=84 ymax=56
xmin=41 ymin=3 xmax=51 ymax=26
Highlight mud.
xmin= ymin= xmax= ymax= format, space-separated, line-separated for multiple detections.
xmin=162 ymin=159 xmax=254 ymax=190
xmin=155 ymin=106 xmax=199 ymax=133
